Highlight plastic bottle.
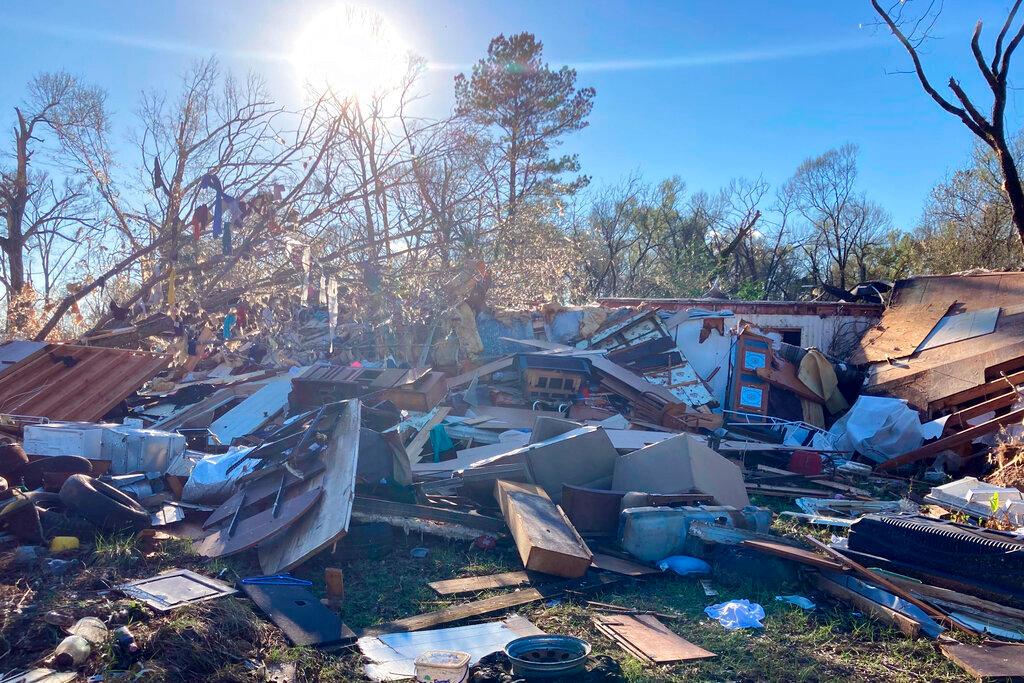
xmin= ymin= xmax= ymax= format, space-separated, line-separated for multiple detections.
xmin=114 ymin=626 xmax=139 ymax=656
xmin=53 ymin=635 xmax=91 ymax=668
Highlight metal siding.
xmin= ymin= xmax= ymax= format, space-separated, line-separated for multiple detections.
xmin=0 ymin=344 xmax=169 ymax=422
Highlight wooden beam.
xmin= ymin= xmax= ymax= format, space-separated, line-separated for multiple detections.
xmin=803 ymin=535 xmax=958 ymax=628
xmin=495 ymin=479 xmax=592 ymax=579
xmin=446 ymin=357 xmax=514 ymax=390
xmin=878 ymin=407 xmax=1024 ymax=470
xmin=741 ymin=539 xmax=848 ymax=573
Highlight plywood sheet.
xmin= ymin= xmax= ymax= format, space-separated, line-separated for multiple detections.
xmin=258 ymin=400 xmax=360 ymax=574
xmin=593 ymin=614 xmax=715 ymax=663
xmin=851 ymin=300 xmax=955 ymax=364
xmin=940 ymin=641 xmax=1024 ymax=681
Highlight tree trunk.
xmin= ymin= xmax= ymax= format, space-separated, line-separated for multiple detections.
xmin=995 ymin=144 xmax=1024 ymax=245
xmin=6 ymin=238 xmax=26 ymax=334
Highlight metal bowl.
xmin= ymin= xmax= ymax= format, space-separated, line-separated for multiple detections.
xmin=504 ymin=634 xmax=592 ymax=679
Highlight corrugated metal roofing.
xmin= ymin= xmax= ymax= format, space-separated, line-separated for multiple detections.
xmin=0 ymin=343 xmax=170 ymax=422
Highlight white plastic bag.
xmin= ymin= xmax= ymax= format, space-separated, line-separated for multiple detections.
xmin=704 ymin=599 xmax=765 ymax=629
xmin=181 ymin=445 xmax=257 ymax=504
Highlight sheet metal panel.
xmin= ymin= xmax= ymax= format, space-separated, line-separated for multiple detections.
xmin=0 ymin=343 xmax=170 ymax=422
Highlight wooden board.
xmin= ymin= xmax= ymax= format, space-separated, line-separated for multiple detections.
xmin=850 ymin=300 xmax=955 ymax=364
xmin=195 ymin=488 xmax=322 ymax=558
xmin=940 ymin=642 xmax=1024 ymax=682
xmin=810 ymin=573 xmax=921 ymax=638
xmin=495 ymin=479 xmax=592 ymax=579
xmin=593 ymin=614 xmax=715 ymax=664
xmin=258 ymin=400 xmax=361 ymax=575
xmin=879 ymin=407 xmax=1024 ymax=470
xmin=404 ymin=406 xmax=451 ymax=463
xmin=428 ymin=571 xmax=533 ymax=596
xmin=446 ymin=357 xmax=515 ymax=389
xmin=740 ymin=539 xmax=848 ymax=572
xmin=203 ymin=462 xmax=325 ymax=529
xmin=591 ymin=553 xmax=660 ymax=576
xmin=371 ymin=572 xmax=619 ymax=634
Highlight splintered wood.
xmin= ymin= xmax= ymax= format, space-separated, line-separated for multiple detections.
xmin=593 ymin=614 xmax=715 ymax=664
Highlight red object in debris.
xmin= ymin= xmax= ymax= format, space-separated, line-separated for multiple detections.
xmin=473 ymin=534 xmax=497 ymax=551
xmin=788 ymin=450 xmax=822 ymax=476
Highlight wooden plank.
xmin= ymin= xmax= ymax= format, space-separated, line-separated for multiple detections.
xmin=593 ymin=614 xmax=715 ymax=663
xmin=803 ymin=535 xmax=955 ymax=627
xmin=850 ymin=300 xmax=955 ymax=364
xmin=203 ymin=462 xmax=325 ymax=529
xmin=428 ymin=571 xmax=532 ymax=596
xmin=810 ymin=573 xmax=921 ymax=638
xmin=404 ymin=406 xmax=451 ymax=464
xmin=744 ymin=483 xmax=831 ymax=497
xmin=879 ymin=407 xmax=1024 ymax=470
xmin=372 ymin=572 xmax=619 ymax=634
xmin=495 ymin=479 xmax=592 ymax=578
xmin=943 ymin=390 xmax=1019 ymax=431
xmin=591 ymin=553 xmax=659 ymax=576
xmin=930 ymin=369 xmax=1024 ymax=414
xmin=940 ymin=642 xmax=1024 ymax=682
xmin=741 ymin=539 xmax=848 ymax=572
xmin=446 ymin=357 xmax=514 ymax=389
xmin=196 ymin=488 xmax=322 ymax=558
xmin=351 ymin=496 xmax=507 ymax=535
xmin=258 ymin=400 xmax=361 ymax=575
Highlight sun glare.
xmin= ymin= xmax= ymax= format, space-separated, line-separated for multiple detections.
xmin=292 ymin=4 xmax=408 ymax=100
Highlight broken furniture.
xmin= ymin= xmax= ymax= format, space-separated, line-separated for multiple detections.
xmin=611 ymin=432 xmax=750 ymax=508
xmin=516 ymin=353 xmax=591 ymax=402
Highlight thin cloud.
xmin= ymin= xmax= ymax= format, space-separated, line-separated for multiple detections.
xmin=428 ymin=37 xmax=880 ymax=74
xmin=0 ymin=18 xmax=290 ymax=64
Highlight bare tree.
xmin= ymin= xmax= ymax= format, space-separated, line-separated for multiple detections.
xmin=0 ymin=73 xmax=106 ymax=333
xmin=787 ymin=144 xmax=889 ymax=290
xmin=871 ymin=0 xmax=1024 ymax=244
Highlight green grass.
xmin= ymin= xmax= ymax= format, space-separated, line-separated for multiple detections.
xmin=0 ymin=511 xmax=973 ymax=682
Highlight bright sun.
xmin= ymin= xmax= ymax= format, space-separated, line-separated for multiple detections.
xmin=292 ymin=4 xmax=409 ymax=100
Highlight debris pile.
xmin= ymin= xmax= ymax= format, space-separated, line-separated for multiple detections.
xmin=5 ymin=271 xmax=1024 ymax=681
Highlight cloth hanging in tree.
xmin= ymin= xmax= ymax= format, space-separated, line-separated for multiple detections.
xmin=166 ymin=266 xmax=176 ymax=307
xmin=192 ymin=205 xmax=210 ymax=239
xmin=222 ymin=222 xmax=232 ymax=255
xmin=223 ymin=312 xmax=237 ymax=340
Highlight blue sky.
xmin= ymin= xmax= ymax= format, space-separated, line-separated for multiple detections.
xmin=1 ymin=1 xmax=1021 ymax=230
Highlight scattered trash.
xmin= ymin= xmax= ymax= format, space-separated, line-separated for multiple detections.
xmin=775 ymin=595 xmax=816 ymax=610
xmin=657 ymin=555 xmax=712 ymax=576
xmin=704 ymin=600 xmax=766 ymax=630
xmin=409 ymin=547 xmax=429 ymax=559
